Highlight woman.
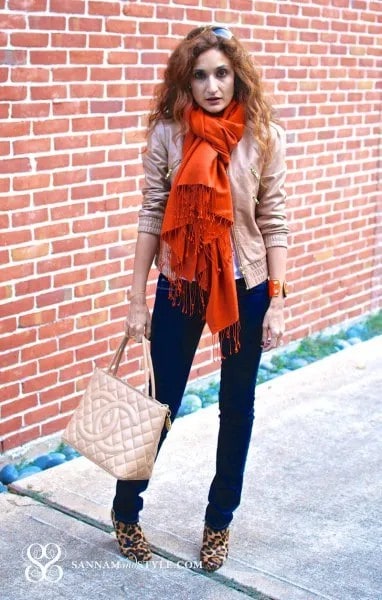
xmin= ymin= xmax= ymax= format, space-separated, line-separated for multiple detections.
xmin=111 ymin=25 xmax=288 ymax=572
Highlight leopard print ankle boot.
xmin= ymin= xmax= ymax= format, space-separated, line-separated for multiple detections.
xmin=200 ymin=523 xmax=230 ymax=572
xmin=111 ymin=509 xmax=152 ymax=562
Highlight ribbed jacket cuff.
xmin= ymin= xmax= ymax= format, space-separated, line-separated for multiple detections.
xmin=263 ymin=233 xmax=288 ymax=249
xmin=138 ymin=215 xmax=162 ymax=236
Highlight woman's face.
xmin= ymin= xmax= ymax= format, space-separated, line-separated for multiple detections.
xmin=190 ymin=48 xmax=235 ymax=114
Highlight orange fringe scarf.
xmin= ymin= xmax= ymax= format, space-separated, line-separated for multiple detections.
xmin=160 ymin=101 xmax=246 ymax=354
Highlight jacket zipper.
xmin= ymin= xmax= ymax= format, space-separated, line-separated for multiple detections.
xmin=231 ymin=166 xmax=261 ymax=288
xmin=231 ymin=226 xmax=250 ymax=289
xmin=165 ymin=159 xmax=182 ymax=181
xmin=250 ymin=167 xmax=260 ymax=205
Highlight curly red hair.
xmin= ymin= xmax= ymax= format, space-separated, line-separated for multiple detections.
xmin=147 ymin=26 xmax=276 ymax=162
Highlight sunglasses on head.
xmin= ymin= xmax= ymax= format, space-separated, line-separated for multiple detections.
xmin=186 ymin=26 xmax=234 ymax=41
xmin=210 ymin=26 xmax=234 ymax=39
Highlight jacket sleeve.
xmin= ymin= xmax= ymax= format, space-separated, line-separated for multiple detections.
xmin=256 ymin=122 xmax=289 ymax=248
xmin=138 ymin=120 xmax=170 ymax=235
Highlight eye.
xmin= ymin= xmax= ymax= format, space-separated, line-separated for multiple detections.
xmin=216 ymin=67 xmax=229 ymax=78
xmin=193 ymin=70 xmax=206 ymax=80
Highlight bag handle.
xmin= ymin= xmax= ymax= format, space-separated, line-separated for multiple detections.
xmin=107 ymin=335 xmax=156 ymax=399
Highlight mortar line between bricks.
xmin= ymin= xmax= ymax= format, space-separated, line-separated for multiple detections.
xmin=8 ymin=486 xmax=278 ymax=600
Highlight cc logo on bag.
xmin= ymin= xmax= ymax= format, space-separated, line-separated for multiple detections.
xmin=77 ymin=390 xmax=139 ymax=454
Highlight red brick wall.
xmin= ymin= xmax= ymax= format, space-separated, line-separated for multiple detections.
xmin=0 ymin=0 xmax=381 ymax=452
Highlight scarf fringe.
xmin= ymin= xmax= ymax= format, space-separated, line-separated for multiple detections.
xmin=161 ymin=184 xmax=233 ymax=276
xmin=163 ymin=184 xmax=232 ymax=233
xmin=167 ymin=277 xmax=207 ymax=317
xmin=164 ymin=276 xmax=241 ymax=358
xmin=173 ymin=184 xmax=216 ymax=222
xmin=219 ymin=321 xmax=241 ymax=357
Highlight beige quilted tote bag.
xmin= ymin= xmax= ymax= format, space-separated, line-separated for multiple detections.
xmin=62 ymin=335 xmax=171 ymax=480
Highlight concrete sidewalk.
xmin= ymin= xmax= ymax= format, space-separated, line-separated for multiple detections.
xmin=2 ymin=336 xmax=382 ymax=600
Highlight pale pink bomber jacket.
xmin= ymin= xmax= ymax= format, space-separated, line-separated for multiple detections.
xmin=138 ymin=119 xmax=288 ymax=290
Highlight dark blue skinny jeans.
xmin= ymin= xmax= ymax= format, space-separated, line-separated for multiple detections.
xmin=113 ymin=274 xmax=270 ymax=530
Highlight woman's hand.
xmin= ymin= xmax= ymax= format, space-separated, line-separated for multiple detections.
xmin=261 ymin=298 xmax=285 ymax=352
xmin=125 ymin=294 xmax=151 ymax=342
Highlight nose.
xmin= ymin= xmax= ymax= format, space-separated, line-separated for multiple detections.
xmin=206 ymin=75 xmax=219 ymax=94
